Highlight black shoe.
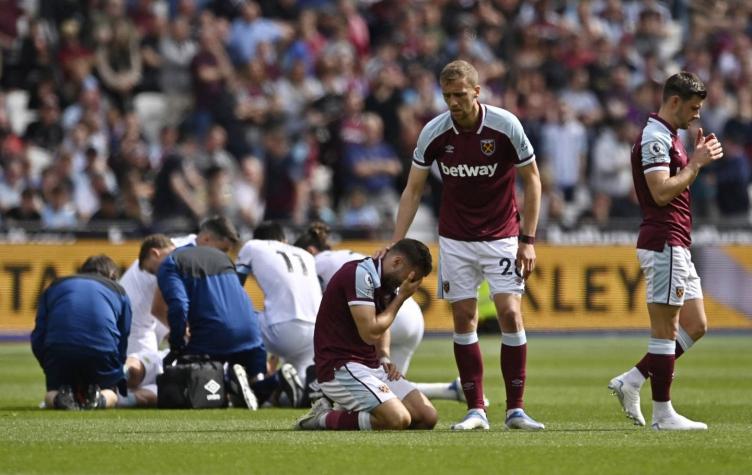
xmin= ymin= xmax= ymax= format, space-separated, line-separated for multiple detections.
xmin=53 ymin=385 xmax=79 ymax=410
xmin=80 ymin=384 xmax=107 ymax=409
xmin=278 ymin=363 xmax=304 ymax=408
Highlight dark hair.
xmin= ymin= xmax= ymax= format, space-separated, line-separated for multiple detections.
xmin=99 ymin=191 xmax=117 ymax=203
xmin=21 ymin=187 xmax=36 ymax=199
xmin=199 ymin=215 xmax=240 ymax=246
xmin=138 ymin=234 xmax=173 ymax=270
xmin=389 ymin=238 xmax=432 ymax=277
xmin=662 ymin=72 xmax=707 ymax=102
xmin=205 ymin=165 xmax=225 ymax=181
xmin=254 ymin=221 xmax=286 ymax=241
xmin=80 ymin=254 xmax=120 ymax=280
xmin=293 ymin=221 xmax=331 ymax=251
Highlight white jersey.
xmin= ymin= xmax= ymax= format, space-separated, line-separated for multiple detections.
xmin=315 ymin=249 xmax=367 ymax=290
xmin=121 ymin=234 xmax=197 ymax=340
xmin=236 ymin=240 xmax=322 ymax=325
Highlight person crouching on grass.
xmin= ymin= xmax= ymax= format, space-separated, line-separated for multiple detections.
xmin=296 ymin=238 xmax=437 ymax=431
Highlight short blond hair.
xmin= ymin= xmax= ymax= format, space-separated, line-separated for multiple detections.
xmin=439 ymin=60 xmax=479 ymax=87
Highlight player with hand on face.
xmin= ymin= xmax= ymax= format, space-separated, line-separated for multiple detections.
xmin=296 ymin=239 xmax=437 ymax=431
xmin=609 ymin=72 xmax=723 ymax=431
xmin=295 ymin=221 xmax=487 ymax=406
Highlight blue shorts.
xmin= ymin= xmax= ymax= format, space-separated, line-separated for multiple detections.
xmin=207 ymin=347 xmax=267 ymax=378
xmin=42 ymin=348 xmax=124 ymax=392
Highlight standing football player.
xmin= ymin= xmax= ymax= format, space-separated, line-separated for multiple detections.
xmin=382 ymin=60 xmax=543 ymax=431
xmin=608 ymin=72 xmax=723 ymax=430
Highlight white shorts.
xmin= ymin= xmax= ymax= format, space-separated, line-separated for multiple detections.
xmin=127 ymin=326 xmax=159 ymax=357
xmin=126 ymin=347 xmax=165 ymax=387
xmin=438 ymin=236 xmax=524 ymax=302
xmin=389 ymin=297 xmax=424 ymax=375
xmin=260 ymin=317 xmax=315 ymax=384
xmin=320 ymin=362 xmax=418 ymax=413
xmin=637 ymin=244 xmax=703 ymax=306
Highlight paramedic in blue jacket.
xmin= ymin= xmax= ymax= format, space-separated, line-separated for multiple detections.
xmin=31 ymin=254 xmax=132 ymax=410
xmin=139 ymin=234 xmax=301 ymax=409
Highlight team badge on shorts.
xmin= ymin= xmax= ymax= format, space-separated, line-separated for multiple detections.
xmin=480 ymin=139 xmax=495 ymax=156
xmin=443 ymin=281 xmax=450 ymax=294
xmin=676 ymin=287 xmax=684 ymax=298
xmin=378 ymin=384 xmax=391 ymax=394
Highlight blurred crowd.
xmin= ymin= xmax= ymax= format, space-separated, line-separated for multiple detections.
xmin=0 ymin=0 xmax=751 ymax=238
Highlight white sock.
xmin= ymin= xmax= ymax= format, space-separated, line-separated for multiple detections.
xmin=506 ymin=408 xmax=520 ymax=418
xmin=453 ymin=331 xmax=478 ymax=345
xmin=358 ymin=411 xmax=373 ymax=430
xmin=116 ymin=393 xmax=137 ymax=408
xmin=501 ymin=330 xmax=527 ymax=347
xmin=414 ymin=382 xmax=458 ymax=400
xmin=316 ymin=412 xmax=329 ymax=429
xmin=648 ymin=337 xmax=675 ymax=355
xmin=624 ymin=367 xmax=647 ymax=387
xmin=677 ymin=326 xmax=695 ymax=352
xmin=653 ymin=400 xmax=675 ymax=419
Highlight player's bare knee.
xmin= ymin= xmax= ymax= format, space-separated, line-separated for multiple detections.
xmin=392 ymin=410 xmax=412 ymax=430
xmin=452 ymin=308 xmax=477 ymax=331
xmin=496 ymin=307 xmax=522 ymax=329
xmin=684 ymin=321 xmax=707 ymax=340
xmin=382 ymin=406 xmax=412 ymax=430
xmin=412 ymin=405 xmax=438 ymax=430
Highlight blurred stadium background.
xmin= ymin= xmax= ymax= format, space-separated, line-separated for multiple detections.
xmin=0 ymin=0 xmax=751 ymax=335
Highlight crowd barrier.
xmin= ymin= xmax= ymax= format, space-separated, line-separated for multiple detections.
xmin=0 ymin=241 xmax=750 ymax=334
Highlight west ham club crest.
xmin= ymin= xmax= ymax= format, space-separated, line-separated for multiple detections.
xmin=480 ymin=139 xmax=495 ymax=156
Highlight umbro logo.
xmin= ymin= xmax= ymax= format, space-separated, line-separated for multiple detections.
xmin=445 ymin=145 xmax=455 ymax=153
xmin=204 ymin=379 xmax=222 ymax=400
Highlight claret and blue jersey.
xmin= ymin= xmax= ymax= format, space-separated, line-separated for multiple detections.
xmin=631 ymin=113 xmax=693 ymax=251
xmin=413 ymin=104 xmax=536 ymax=241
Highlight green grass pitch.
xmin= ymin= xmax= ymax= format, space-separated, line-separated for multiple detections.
xmin=1 ymin=335 xmax=751 ymax=474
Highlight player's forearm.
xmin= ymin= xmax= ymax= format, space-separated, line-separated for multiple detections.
xmin=375 ymin=330 xmax=391 ymax=360
xmin=363 ymin=295 xmax=408 ymax=344
xmin=392 ymin=190 xmax=421 ymax=241
xmin=651 ymin=162 xmax=701 ymax=206
xmin=375 ymin=294 xmax=408 ymax=333
xmin=520 ymin=172 xmax=542 ymax=236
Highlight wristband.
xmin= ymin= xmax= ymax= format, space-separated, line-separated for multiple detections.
xmin=519 ymin=234 xmax=535 ymax=245
xmin=379 ymin=356 xmax=392 ymax=365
